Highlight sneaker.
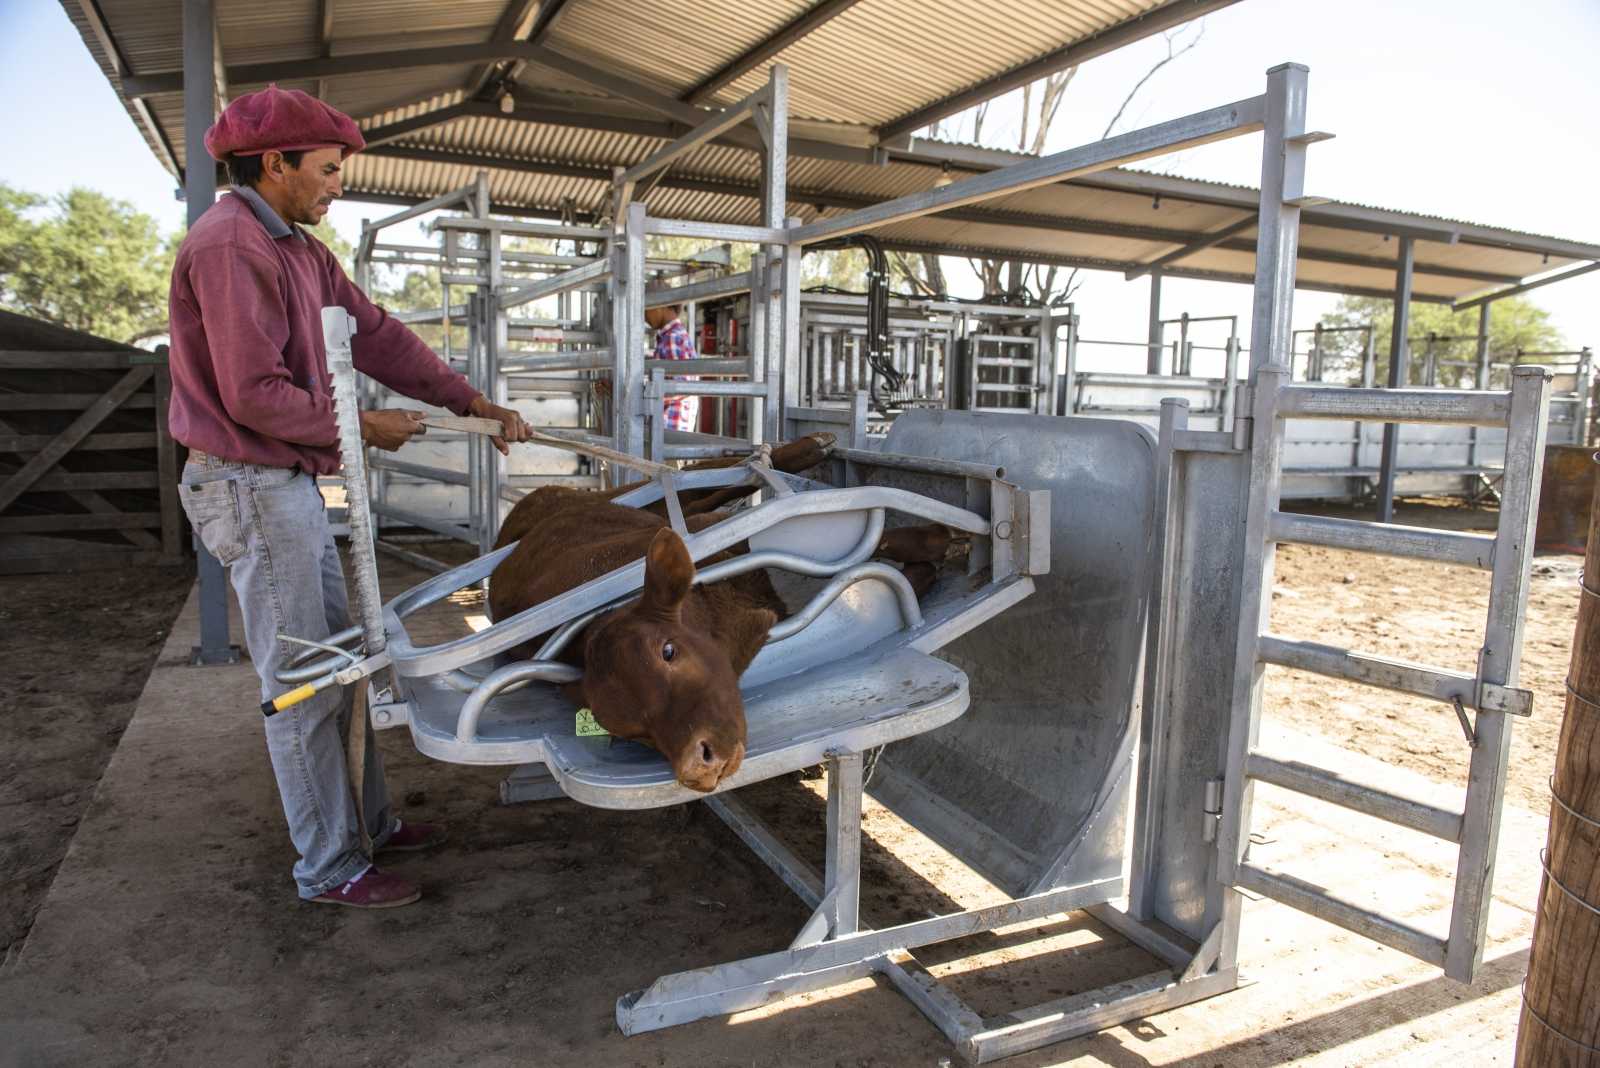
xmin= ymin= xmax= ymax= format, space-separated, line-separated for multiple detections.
xmin=376 ymin=819 xmax=448 ymax=855
xmin=309 ymin=865 xmax=420 ymax=909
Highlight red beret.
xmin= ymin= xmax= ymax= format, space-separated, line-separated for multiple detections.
xmin=204 ymin=84 xmax=365 ymax=161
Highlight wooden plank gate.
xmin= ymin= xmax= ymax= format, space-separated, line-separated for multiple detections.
xmin=0 ymin=310 xmax=184 ymax=575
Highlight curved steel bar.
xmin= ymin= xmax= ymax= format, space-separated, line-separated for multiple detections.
xmin=611 ymin=464 xmax=756 ymax=508
xmin=766 ymin=563 xmax=923 ymax=643
xmin=696 ymin=509 xmax=884 ymax=584
xmin=389 ymin=541 xmax=518 ymax=622
xmin=275 ymin=624 xmax=364 ymax=683
xmin=390 ymin=487 xmax=991 ymax=679
xmin=533 ymin=509 xmax=887 ymax=661
xmin=455 ymin=660 xmax=583 ymax=744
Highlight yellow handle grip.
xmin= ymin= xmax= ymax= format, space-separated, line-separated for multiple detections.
xmin=263 ymin=683 xmax=319 ymax=716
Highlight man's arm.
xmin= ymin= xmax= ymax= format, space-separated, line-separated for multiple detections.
xmin=187 ymin=245 xmax=338 ymax=447
xmin=323 ymin=249 xmax=531 ymax=452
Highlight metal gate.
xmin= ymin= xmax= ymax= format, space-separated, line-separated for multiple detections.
xmin=1217 ymin=363 xmax=1551 ymax=981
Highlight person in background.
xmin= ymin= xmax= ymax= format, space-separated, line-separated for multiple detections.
xmin=645 ymin=301 xmax=700 ymax=432
xmin=167 ymin=84 xmax=532 ymax=910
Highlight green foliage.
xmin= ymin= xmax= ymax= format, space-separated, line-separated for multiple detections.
xmin=306 ymin=219 xmax=354 ymax=273
xmin=1315 ymin=294 xmax=1565 ymax=387
xmin=0 ymin=182 xmax=176 ymax=344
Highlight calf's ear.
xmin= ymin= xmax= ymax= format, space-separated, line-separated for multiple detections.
xmin=725 ymin=607 xmax=779 ymax=675
xmin=641 ymin=527 xmax=694 ymax=620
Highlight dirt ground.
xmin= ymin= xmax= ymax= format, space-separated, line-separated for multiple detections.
xmin=1264 ymin=497 xmax=1583 ymax=814
xmin=0 ymin=562 xmax=194 ymax=968
xmin=0 ymin=494 xmax=1584 ymax=1065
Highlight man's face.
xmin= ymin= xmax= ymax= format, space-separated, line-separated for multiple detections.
xmin=262 ymin=146 xmax=343 ymax=225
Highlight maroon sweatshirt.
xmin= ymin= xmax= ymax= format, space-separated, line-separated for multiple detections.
xmin=167 ymin=189 xmax=479 ymax=475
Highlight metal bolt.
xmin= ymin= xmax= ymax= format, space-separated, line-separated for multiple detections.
xmin=374 ymin=708 xmax=392 ymax=727
xmin=994 ymin=520 xmax=1012 ymax=540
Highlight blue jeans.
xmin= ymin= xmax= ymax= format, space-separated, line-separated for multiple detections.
xmin=179 ymin=457 xmax=394 ymax=898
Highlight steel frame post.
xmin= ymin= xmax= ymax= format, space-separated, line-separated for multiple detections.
xmin=761 ymin=66 xmax=789 ymax=445
xmin=1146 ymin=269 xmax=1164 ymax=374
xmin=1130 ymin=397 xmax=1189 ymax=920
xmin=184 ymin=0 xmax=239 ymax=666
xmin=1376 ymin=236 xmax=1415 ymax=523
xmin=1060 ymin=305 xmax=1079 ymax=416
xmin=780 ymin=217 xmax=803 ymax=439
xmin=614 ymin=203 xmax=647 ymax=459
xmin=1469 ymin=303 xmax=1493 ymax=466
xmin=1036 ymin=306 xmax=1057 ymax=415
xmin=748 ymin=251 xmax=769 ymax=444
xmin=1215 ymin=62 xmax=1309 ymax=974
xmin=1444 ymin=364 xmax=1552 ymax=981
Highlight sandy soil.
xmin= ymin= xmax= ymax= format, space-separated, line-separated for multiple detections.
xmin=0 ymin=562 xmax=194 ymax=967
xmin=1264 ymin=498 xmax=1582 ymax=814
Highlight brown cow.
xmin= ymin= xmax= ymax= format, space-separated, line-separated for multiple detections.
xmin=487 ymin=434 xmax=962 ymax=792
xmin=489 ymin=489 xmax=783 ymax=792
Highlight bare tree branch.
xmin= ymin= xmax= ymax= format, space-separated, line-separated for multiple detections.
xmin=1100 ymin=24 xmax=1205 ymax=140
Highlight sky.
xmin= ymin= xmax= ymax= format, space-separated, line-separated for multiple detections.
xmin=3 ymin=0 xmax=1598 ymax=372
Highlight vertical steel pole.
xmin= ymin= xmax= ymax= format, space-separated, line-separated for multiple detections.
xmin=615 ymin=203 xmax=648 ymax=458
xmin=1146 ymin=269 xmax=1164 ymax=374
xmin=1061 ymin=305 xmax=1079 ymax=416
xmin=1130 ymin=397 xmax=1190 ymax=920
xmin=185 ymin=0 xmax=238 ymax=666
xmin=1376 ymin=236 xmax=1415 ymax=523
xmin=748 ymin=251 xmax=769 ymax=445
xmin=1036 ymin=306 xmax=1056 ymax=415
xmin=1444 ymin=365 xmax=1552 ymax=981
xmin=1215 ymin=63 xmax=1309 ymax=974
xmin=761 ymin=67 xmax=789 ymax=445
xmin=780 ymin=217 xmax=803 ymax=440
xmin=1469 ymin=303 xmax=1493 ymax=466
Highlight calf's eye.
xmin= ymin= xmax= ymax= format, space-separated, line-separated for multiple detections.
xmin=662 ymin=642 xmax=676 ymax=662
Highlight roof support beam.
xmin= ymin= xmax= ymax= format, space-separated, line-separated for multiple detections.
xmin=79 ymin=0 xmax=181 ymax=175
xmin=316 ymin=0 xmax=336 ymax=99
xmin=1453 ymin=260 xmax=1600 ymax=311
xmin=1126 ymin=215 xmax=1255 ymax=279
xmin=790 ymin=94 xmax=1267 ymax=244
xmin=356 ymin=145 xmax=1519 ymax=285
xmin=875 ymin=0 xmax=1241 ymax=144
xmin=682 ymin=0 xmax=862 ymax=106
xmin=465 ymin=0 xmax=542 ymax=101
xmin=358 ymin=97 xmax=879 ymax=165
xmin=873 ymin=239 xmax=1456 ymax=304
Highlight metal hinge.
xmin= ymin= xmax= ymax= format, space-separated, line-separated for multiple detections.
xmin=1202 ymin=779 xmax=1224 ymax=843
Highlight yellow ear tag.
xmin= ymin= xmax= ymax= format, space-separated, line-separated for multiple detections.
xmin=574 ymin=707 xmax=609 ymax=738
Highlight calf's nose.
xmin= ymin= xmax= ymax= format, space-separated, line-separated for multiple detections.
xmin=678 ymin=735 xmax=745 ymax=792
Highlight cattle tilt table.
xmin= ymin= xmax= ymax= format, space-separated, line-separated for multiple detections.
xmin=274 ymin=61 xmax=1558 ymax=1061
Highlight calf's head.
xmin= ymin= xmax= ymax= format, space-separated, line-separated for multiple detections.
xmin=567 ymin=528 xmax=773 ymax=792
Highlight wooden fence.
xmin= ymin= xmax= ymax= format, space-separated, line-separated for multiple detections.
xmin=0 ymin=311 xmax=183 ymax=575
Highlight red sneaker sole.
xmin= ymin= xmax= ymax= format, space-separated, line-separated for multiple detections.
xmin=308 ymin=890 xmax=422 ymax=909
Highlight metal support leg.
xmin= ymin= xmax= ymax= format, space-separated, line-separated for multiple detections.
xmin=825 ymin=751 xmax=863 ymax=937
xmin=1376 ymin=236 xmax=1414 ymax=523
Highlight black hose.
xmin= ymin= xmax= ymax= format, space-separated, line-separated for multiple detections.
xmin=805 ymin=235 xmax=902 ymax=406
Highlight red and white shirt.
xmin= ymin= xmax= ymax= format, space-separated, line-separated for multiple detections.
xmin=654 ymin=318 xmax=700 ymax=433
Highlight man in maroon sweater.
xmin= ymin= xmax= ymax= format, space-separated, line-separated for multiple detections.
xmin=170 ymin=85 xmax=530 ymax=908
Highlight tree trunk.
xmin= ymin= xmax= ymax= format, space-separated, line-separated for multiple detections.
xmin=1518 ymin=451 xmax=1600 ymax=1066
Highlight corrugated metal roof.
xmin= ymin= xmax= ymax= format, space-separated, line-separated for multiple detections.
xmin=59 ymin=0 xmax=1600 ymax=304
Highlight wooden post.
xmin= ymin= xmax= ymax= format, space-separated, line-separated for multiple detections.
xmin=1518 ymin=450 xmax=1600 ymax=1065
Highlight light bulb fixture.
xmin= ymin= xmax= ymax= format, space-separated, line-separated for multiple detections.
xmin=499 ymin=89 xmax=515 ymax=114
xmin=932 ymin=162 xmax=954 ymax=189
